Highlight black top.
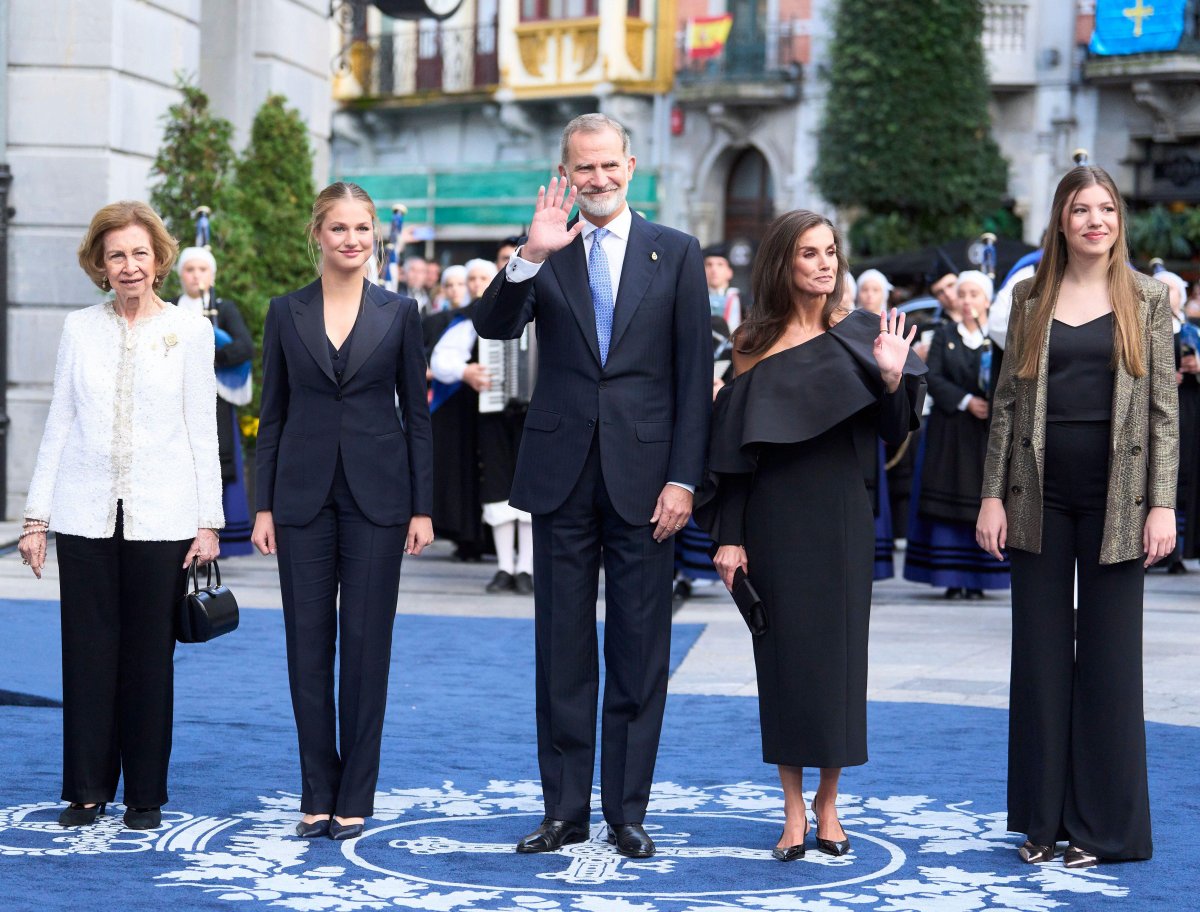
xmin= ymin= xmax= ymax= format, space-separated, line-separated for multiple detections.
xmin=1046 ymin=313 xmax=1114 ymax=422
xmin=694 ymin=308 xmax=928 ymax=543
xmin=326 ymin=297 xmax=365 ymax=386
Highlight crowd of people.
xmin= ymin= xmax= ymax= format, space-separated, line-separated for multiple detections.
xmin=12 ymin=112 xmax=1191 ymax=876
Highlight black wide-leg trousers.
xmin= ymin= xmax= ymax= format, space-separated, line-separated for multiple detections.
xmin=1007 ymin=421 xmax=1152 ymax=860
xmin=531 ymin=438 xmax=674 ymax=826
xmin=275 ymin=457 xmax=407 ymax=818
xmin=56 ymin=504 xmax=191 ymax=807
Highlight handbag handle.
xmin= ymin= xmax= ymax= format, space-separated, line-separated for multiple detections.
xmin=188 ymin=557 xmax=222 ymax=593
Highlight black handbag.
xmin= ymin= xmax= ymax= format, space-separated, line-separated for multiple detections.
xmin=177 ymin=559 xmax=239 ymax=643
xmin=731 ymin=567 xmax=768 ymax=637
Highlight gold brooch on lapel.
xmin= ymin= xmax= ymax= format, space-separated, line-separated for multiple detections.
xmin=650 ymin=251 xmax=658 ymax=261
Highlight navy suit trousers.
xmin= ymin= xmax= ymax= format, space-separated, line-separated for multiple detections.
xmin=532 ymin=435 xmax=674 ymax=825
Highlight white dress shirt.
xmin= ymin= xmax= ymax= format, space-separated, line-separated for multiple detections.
xmin=25 ymin=302 xmax=224 ymax=540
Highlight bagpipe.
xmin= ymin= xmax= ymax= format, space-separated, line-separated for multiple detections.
xmin=384 ymin=204 xmax=408 ymax=293
xmin=193 ymin=206 xmax=252 ymax=406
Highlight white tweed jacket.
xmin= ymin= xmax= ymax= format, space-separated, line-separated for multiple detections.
xmin=25 ymin=301 xmax=225 ymax=540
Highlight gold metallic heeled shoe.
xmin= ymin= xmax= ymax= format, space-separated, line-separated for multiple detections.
xmin=1063 ymin=845 xmax=1099 ymax=869
xmin=1018 ymin=840 xmax=1055 ymax=863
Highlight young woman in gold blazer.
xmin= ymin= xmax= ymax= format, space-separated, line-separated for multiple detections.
xmin=976 ymin=165 xmax=1178 ymax=869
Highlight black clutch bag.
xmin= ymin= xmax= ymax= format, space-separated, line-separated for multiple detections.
xmin=731 ymin=567 xmax=768 ymax=637
xmin=177 ymin=559 xmax=239 ymax=643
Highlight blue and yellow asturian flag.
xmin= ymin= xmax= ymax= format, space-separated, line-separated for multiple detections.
xmin=1090 ymin=0 xmax=1187 ymax=55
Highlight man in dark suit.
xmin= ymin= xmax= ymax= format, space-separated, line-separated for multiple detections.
xmin=474 ymin=114 xmax=711 ymax=859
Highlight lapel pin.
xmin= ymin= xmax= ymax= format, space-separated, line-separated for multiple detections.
xmin=948 ymin=342 xmax=956 ymax=350
xmin=650 ymin=251 xmax=658 ymax=261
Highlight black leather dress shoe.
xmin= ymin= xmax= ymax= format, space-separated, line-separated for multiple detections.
xmin=514 ymin=572 xmax=534 ymax=595
xmin=487 ymin=571 xmax=516 ymax=593
xmin=606 ymin=823 xmax=655 ymax=858
xmin=330 ymin=818 xmax=364 ymax=840
xmin=123 ymin=807 xmax=162 ymax=830
xmin=296 ymin=818 xmax=331 ymax=838
xmin=516 ymin=818 xmax=588 ymax=853
xmin=59 ymin=802 xmax=106 ymax=827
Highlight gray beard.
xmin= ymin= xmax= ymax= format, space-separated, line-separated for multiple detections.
xmin=577 ymin=186 xmax=627 ymax=219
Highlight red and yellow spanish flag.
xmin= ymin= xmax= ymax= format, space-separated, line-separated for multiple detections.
xmin=686 ymin=14 xmax=734 ymax=60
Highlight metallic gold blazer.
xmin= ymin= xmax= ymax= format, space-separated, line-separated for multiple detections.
xmin=981 ymin=271 xmax=1178 ymax=564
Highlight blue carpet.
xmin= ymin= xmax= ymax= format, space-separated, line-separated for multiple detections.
xmin=1 ymin=598 xmax=1198 ymax=911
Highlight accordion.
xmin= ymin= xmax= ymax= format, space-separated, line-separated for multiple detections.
xmin=478 ymin=326 xmax=536 ymax=413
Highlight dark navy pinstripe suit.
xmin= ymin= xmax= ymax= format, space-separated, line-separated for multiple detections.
xmin=474 ymin=212 xmax=711 ymax=825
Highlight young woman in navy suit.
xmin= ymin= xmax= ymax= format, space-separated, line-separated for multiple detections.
xmin=253 ymin=182 xmax=434 ymax=840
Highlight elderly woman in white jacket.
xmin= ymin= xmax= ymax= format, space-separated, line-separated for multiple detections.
xmin=18 ymin=201 xmax=223 ymax=832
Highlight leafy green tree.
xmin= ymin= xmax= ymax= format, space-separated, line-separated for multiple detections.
xmin=149 ymin=77 xmax=236 ymax=298
xmin=1126 ymin=204 xmax=1192 ymax=261
xmin=814 ymin=0 xmax=1010 ymax=255
xmin=219 ymin=95 xmax=318 ymax=416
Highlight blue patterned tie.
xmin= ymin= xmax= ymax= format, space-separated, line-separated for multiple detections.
xmin=588 ymin=227 xmax=614 ymax=365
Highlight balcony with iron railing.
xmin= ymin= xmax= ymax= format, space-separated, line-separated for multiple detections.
xmin=673 ymin=20 xmax=804 ymax=104
xmin=982 ymin=0 xmax=1037 ymax=88
xmin=336 ymin=22 xmax=499 ymax=101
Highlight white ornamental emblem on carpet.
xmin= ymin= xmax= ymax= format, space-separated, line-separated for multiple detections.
xmin=0 ymin=782 xmax=1130 ymax=911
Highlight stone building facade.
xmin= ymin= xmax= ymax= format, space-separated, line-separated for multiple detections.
xmin=2 ymin=0 xmax=332 ymax=518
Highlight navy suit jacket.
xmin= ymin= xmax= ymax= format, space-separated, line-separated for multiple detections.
xmin=473 ymin=212 xmax=711 ymax=526
xmin=255 ymin=278 xmax=433 ymax=527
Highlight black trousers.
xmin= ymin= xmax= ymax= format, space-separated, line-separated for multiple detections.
xmin=56 ymin=505 xmax=191 ymax=807
xmin=531 ymin=437 xmax=674 ymax=825
xmin=275 ymin=456 xmax=407 ymax=817
xmin=1008 ymin=421 xmax=1152 ymax=859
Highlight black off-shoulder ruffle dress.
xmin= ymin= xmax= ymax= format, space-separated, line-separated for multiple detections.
xmin=696 ymin=309 xmax=927 ymax=768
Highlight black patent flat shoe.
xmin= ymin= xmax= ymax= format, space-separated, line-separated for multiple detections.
xmin=606 ymin=823 xmax=655 ymax=858
xmin=813 ymin=814 xmax=850 ymax=857
xmin=516 ymin=817 xmax=588 ymax=853
xmin=296 ymin=817 xmax=331 ymax=838
xmin=330 ymin=818 xmax=364 ymax=840
xmin=1018 ymin=840 xmax=1056 ymax=863
xmin=1063 ymin=845 xmax=1099 ymax=868
xmin=123 ymin=806 xmax=162 ymax=830
xmin=59 ymin=802 xmax=106 ymax=827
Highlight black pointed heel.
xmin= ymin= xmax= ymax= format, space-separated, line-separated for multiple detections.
xmin=771 ymin=821 xmax=809 ymax=861
xmin=813 ymin=813 xmax=851 ymax=857
xmin=59 ymin=802 xmax=106 ymax=827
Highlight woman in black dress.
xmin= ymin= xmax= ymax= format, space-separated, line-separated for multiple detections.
xmin=704 ymin=211 xmax=926 ymax=860
xmin=977 ymin=165 xmax=1177 ymax=868
xmin=904 ymin=270 xmax=1011 ymax=597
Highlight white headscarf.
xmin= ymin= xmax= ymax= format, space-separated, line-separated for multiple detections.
xmin=177 ymin=246 xmax=217 ymax=277
xmin=955 ymin=269 xmax=994 ymax=302
xmin=1155 ymin=270 xmax=1188 ymax=304
xmin=856 ymin=268 xmax=892 ymax=304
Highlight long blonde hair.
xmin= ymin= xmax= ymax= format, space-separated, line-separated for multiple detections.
xmin=1017 ymin=166 xmax=1144 ymax=379
xmin=306 ymin=181 xmax=382 ymax=275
